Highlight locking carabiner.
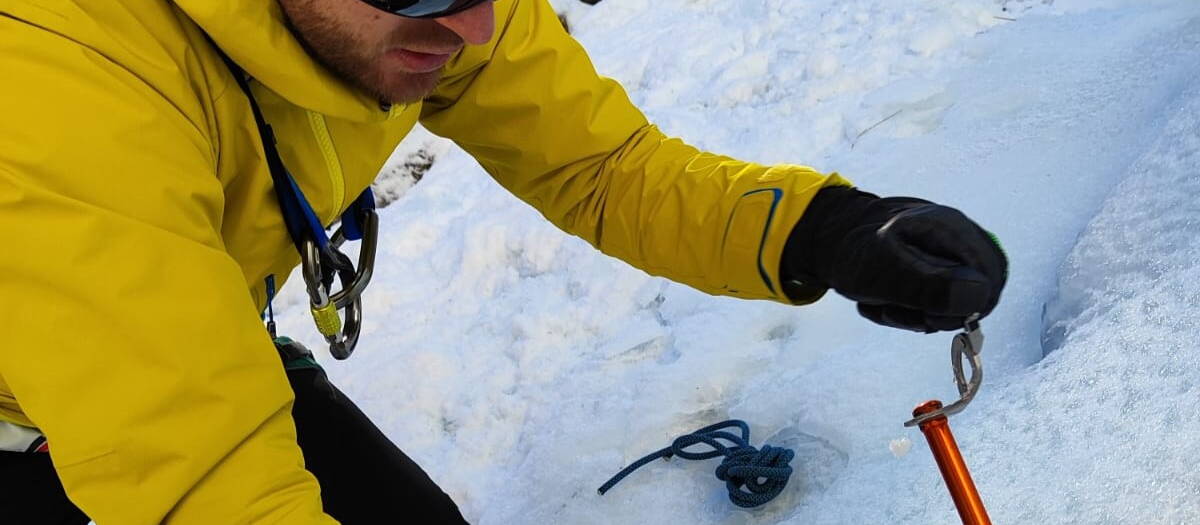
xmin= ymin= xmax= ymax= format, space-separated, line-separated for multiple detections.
xmin=298 ymin=205 xmax=378 ymax=360
xmin=222 ymin=51 xmax=382 ymax=362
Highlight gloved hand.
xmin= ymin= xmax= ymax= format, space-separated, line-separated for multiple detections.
xmin=780 ymin=186 xmax=1007 ymax=333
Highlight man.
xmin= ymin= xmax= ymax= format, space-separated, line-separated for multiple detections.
xmin=0 ymin=0 xmax=1006 ymax=522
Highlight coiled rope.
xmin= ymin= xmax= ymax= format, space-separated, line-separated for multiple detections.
xmin=597 ymin=420 xmax=795 ymax=508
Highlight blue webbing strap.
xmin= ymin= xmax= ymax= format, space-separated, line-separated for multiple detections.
xmin=219 ymin=52 xmax=369 ymax=256
xmin=283 ymin=174 xmax=331 ymax=249
xmin=220 ymin=56 xmax=311 ymax=254
xmin=340 ymin=188 xmax=376 ymax=241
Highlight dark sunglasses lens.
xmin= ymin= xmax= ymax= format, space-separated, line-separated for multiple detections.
xmin=364 ymin=0 xmax=484 ymax=18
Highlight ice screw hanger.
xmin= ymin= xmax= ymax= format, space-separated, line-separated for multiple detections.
xmin=907 ymin=314 xmax=992 ymax=525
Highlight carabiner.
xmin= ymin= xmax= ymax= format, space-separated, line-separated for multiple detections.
xmin=904 ymin=314 xmax=984 ymax=427
xmin=904 ymin=314 xmax=992 ymax=525
xmin=327 ymin=208 xmax=379 ymax=310
xmin=298 ymin=212 xmax=376 ymax=360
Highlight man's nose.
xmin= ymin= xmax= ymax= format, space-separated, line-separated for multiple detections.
xmin=435 ymin=1 xmax=495 ymax=45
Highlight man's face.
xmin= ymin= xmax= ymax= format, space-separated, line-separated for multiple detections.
xmin=278 ymin=0 xmax=495 ymax=104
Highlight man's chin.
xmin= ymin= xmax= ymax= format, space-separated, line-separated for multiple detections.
xmin=378 ymin=69 xmax=444 ymax=105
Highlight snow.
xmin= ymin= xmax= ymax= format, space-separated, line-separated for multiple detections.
xmin=270 ymin=1 xmax=1200 ymax=523
xmin=888 ymin=437 xmax=913 ymax=459
xmin=370 ymin=125 xmax=452 ymax=207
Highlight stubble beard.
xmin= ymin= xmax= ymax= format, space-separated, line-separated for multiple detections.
xmin=281 ymin=2 xmax=455 ymax=105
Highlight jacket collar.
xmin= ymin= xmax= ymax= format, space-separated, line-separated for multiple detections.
xmin=175 ymin=0 xmax=394 ymax=123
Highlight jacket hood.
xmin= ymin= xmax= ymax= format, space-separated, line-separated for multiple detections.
xmin=174 ymin=0 xmax=394 ymax=122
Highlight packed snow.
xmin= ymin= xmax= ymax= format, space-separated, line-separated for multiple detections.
xmin=270 ymin=0 xmax=1200 ymax=523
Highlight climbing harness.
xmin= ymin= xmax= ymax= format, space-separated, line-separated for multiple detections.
xmin=906 ymin=314 xmax=992 ymax=525
xmin=597 ymin=420 xmax=795 ymax=508
xmin=223 ymin=54 xmax=379 ymax=360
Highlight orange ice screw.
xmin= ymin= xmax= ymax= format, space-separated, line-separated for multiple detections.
xmin=913 ymin=400 xmax=991 ymax=525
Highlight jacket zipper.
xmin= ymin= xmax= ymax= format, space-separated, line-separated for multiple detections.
xmin=305 ymin=110 xmax=345 ymax=216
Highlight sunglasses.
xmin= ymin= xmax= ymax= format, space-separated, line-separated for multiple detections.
xmin=358 ymin=0 xmax=491 ymax=18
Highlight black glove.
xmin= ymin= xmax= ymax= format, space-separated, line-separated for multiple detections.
xmin=780 ymin=186 xmax=1007 ymax=333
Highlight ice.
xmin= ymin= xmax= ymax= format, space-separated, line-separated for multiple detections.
xmin=889 ymin=437 xmax=913 ymax=459
xmin=995 ymin=76 xmax=1200 ymax=523
xmin=268 ymin=0 xmax=1200 ymax=523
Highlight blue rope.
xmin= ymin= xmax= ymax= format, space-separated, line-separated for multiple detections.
xmin=598 ymin=420 xmax=795 ymax=508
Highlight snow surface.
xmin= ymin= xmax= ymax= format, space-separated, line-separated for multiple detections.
xmin=371 ymin=125 xmax=452 ymax=207
xmin=271 ymin=1 xmax=1200 ymax=523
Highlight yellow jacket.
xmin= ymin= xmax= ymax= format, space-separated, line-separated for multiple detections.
xmin=0 ymin=0 xmax=847 ymax=522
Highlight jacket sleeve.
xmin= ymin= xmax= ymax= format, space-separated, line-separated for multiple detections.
xmin=421 ymin=0 xmax=851 ymax=303
xmin=0 ymin=17 xmax=334 ymax=525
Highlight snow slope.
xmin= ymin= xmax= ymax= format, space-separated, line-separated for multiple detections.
xmin=271 ymin=1 xmax=1200 ymax=523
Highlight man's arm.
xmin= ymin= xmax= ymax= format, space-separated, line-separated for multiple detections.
xmin=421 ymin=0 xmax=850 ymax=303
xmin=0 ymin=17 xmax=333 ymax=524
